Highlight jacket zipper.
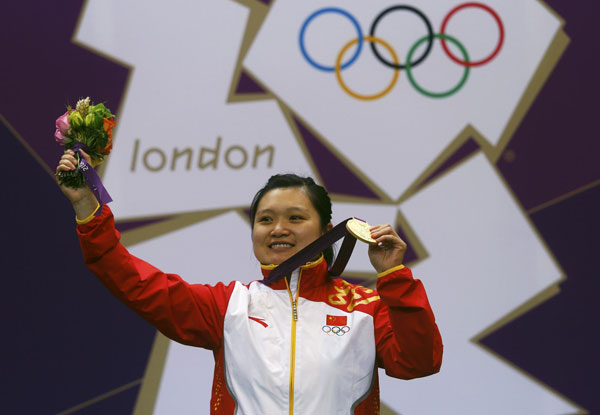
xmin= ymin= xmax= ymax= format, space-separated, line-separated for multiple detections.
xmin=285 ymin=272 xmax=301 ymax=415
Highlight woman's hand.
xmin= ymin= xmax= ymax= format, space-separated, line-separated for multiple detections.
xmin=368 ymin=224 xmax=407 ymax=274
xmin=56 ymin=149 xmax=99 ymax=219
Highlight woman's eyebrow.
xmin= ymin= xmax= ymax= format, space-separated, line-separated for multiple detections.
xmin=286 ymin=206 xmax=310 ymax=213
xmin=256 ymin=206 xmax=310 ymax=216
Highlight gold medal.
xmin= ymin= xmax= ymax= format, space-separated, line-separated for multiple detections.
xmin=346 ymin=217 xmax=377 ymax=245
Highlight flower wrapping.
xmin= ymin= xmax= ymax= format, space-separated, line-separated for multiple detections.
xmin=56 ymin=97 xmax=115 ymax=205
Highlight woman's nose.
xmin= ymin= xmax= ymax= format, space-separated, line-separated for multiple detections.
xmin=271 ymin=220 xmax=290 ymax=236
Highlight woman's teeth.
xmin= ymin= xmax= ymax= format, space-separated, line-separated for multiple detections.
xmin=270 ymin=243 xmax=293 ymax=248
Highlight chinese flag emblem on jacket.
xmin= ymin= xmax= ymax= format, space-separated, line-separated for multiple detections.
xmin=326 ymin=315 xmax=347 ymax=326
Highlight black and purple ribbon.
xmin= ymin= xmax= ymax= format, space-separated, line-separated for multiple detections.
xmin=263 ymin=218 xmax=357 ymax=284
xmin=73 ymin=142 xmax=112 ymax=214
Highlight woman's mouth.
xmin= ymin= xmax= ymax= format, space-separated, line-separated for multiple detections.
xmin=269 ymin=242 xmax=294 ymax=249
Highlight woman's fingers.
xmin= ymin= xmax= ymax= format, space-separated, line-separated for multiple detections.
xmin=373 ymin=234 xmax=396 ymax=245
xmin=56 ymin=160 xmax=74 ymax=172
xmin=369 ymin=224 xmax=407 ymax=248
xmin=369 ymin=224 xmax=395 ymax=239
xmin=56 ymin=153 xmax=78 ymax=172
xmin=367 ymin=224 xmax=408 ymax=272
xmin=79 ymin=149 xmax=92 ymax=165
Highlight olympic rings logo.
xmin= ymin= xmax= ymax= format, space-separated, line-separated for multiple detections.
xmin=322 ymin=325 xmax=351 ymax=336
xmin=298 ymin=2 xmax=504 ymax=100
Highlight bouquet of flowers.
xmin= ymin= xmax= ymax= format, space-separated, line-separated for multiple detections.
xmin=55 ymin=97 xmax=116 ymax=188
xmin=55 ymin=97 xmax=115 ymax=207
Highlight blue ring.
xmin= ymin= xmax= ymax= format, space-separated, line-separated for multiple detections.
xmin=299 ymin=7 xmax=363 ymax=72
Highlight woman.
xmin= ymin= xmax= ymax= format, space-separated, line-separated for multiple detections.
xmin=57 ymin=150 xmax=443 ymax=414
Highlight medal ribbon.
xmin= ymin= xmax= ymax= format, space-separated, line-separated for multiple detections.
xmin=73 ymin=142 xmax=113 ymax=214
xmin=262 ymin=218 xmax=358 ymax=284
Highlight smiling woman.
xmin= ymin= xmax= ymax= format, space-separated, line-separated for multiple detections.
xmin=250 ymin=175 xmax=334 ymax=266
xmin=55 ymin=151 xmax=443 ymax=414
xmin=252 ymin=187 xmax=327 ymax=265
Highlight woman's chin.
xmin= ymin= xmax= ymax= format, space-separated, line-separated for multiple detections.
xmin=261 ymin=252 xmax=295 ymax=266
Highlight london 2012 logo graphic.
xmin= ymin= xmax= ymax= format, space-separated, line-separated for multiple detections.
xmin=298 ymin=3 xmax=504 ymax=100
xmin=36 ymin=0 xmax=579 ymax=414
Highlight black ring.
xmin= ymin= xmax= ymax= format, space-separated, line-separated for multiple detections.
xmin=369 ymin=5 xmax=434 ymax=70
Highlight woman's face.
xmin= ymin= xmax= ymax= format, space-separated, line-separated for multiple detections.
xmin=252 ymin=187 xmax=330 ymax=265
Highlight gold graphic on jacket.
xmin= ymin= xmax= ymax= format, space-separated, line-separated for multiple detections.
xmin=328 ymin=280 xmax=380 ymax=312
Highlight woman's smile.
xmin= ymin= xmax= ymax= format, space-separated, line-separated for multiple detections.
xmin=269 ymin=242 xmax=295 ymax=249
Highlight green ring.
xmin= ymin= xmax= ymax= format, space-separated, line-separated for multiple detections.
xmin=405 ymin=33 xmax=470 ymax=98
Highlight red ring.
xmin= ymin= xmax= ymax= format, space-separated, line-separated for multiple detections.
xmin=440 ymin=2 xmax=504 ymax=67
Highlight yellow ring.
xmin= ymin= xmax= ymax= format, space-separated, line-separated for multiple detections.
xmin=335 ymin=36 xmax=401 ymax=101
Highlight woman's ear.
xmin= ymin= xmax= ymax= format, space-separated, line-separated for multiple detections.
xmin=325 ymin=222 xmax=333 ymax=233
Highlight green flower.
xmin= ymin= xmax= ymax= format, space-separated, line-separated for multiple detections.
xmin=85 ymin=113 xmax=102 ymax=128
xmin=90 ymin=103 xmax=114 ymax=120
xmin=69 ymin=112 xmax=84 ymax=128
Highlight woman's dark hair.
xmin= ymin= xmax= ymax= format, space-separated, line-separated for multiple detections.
xmin=250 ymin=174 xmax=334 ymax=265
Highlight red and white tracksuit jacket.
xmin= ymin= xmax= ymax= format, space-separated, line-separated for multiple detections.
xmin=77 ymin=206 xmax=443 ymax=414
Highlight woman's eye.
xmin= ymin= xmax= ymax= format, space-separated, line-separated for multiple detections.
xmin=290 ymin=215 xmax=304 ymax=221
xmin=258 ymin=216 xmax=272 ymax=223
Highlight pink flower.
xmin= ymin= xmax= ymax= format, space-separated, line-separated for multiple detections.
xmin=56 ymin=111 xmax=69 ymax=130
xmin=54 ymin=128 xmax=66 ymax=145
xmin=55 ymin=111 xmax=70 ymax=145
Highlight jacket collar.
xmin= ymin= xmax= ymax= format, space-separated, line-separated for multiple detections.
xmin=260 ymin=255 xmax=329 ymax=290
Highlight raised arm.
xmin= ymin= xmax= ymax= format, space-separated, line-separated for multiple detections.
xmin=367 ymin=224 xmax=443 ymax=378
xmin=56 ymin=151 xmax=233 ymax=349
xmin=76 ymin=207 xmax=234 ymax=349
xmin=374 ymin=266 xmax=443 ymax=379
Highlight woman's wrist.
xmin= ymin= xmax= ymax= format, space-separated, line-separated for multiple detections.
xmin=72 ymin=190 xmax=100 ymax=222
xmin=376 ymin=264 xmax=405 ymax=278
xmin=75 ymin=201 xmax=101 ymax=224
